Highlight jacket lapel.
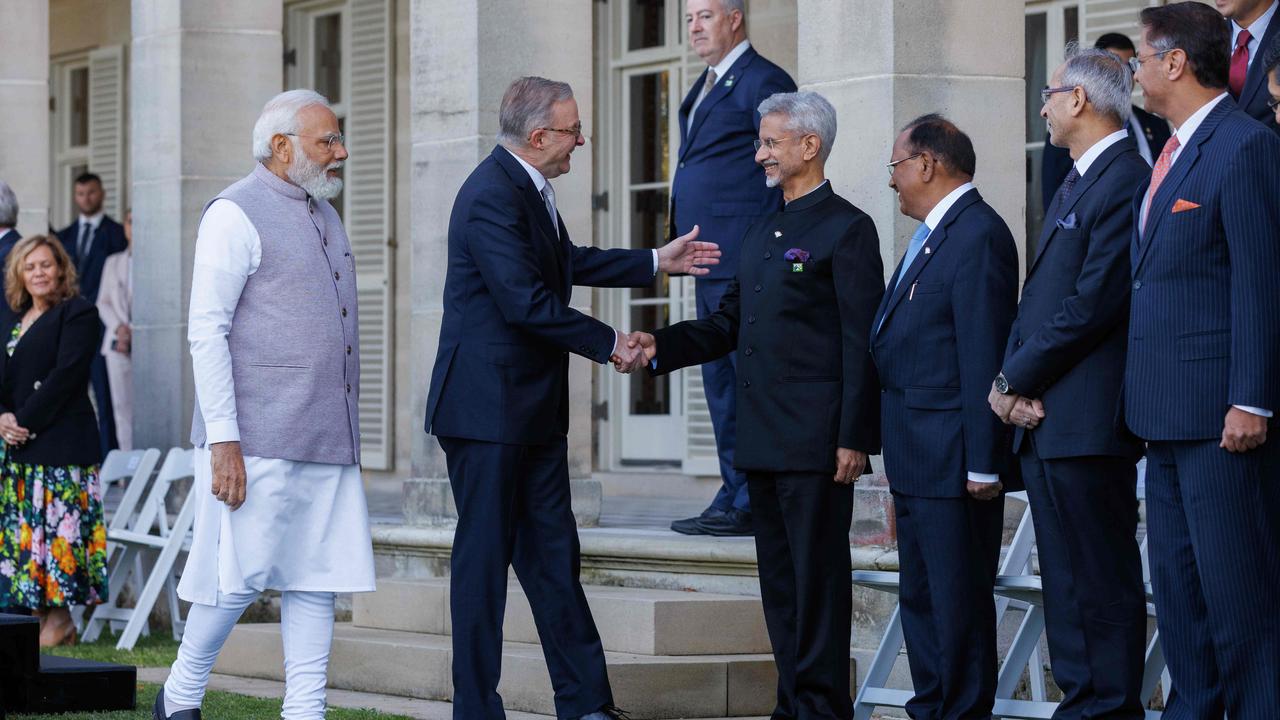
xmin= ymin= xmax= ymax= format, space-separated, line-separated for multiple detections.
xmin=677 ymin=71 xmax=702 ymax=151
xmin=1026 ymin=142 xmax=1127 ymax=281
xmin=1239 ymin=19 xmax=1280 ymax=111
xmin=875 ymin=188 xmax=981 ymax=337
xmin=682 ymin=48 xmax=758 ymax=158
xmin=491 ymin=146 xmax=568 ymax=292
xmin=1134 ymin=100 xmax=1232 ymax=274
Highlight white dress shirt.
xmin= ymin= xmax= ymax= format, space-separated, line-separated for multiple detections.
xmin=1074 ymin=129 xmax=1130 ymax=177
xmin=75 ymin=211 xmax=105 ymax=258
xmin=915 ymin=182 xmax=1000 ymax=484
xmin=1125 ymin=115 xmax=1154 ymax=166
xmin=1233 ymin=0 xmax=1278 ymax=68
xmin=179 ymin=197 xmax=375 ymax=606
xmin=688 ymin=39 xmax=752 ymax=132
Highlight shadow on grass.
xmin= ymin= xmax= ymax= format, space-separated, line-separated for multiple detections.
xmin=13 ymin=682 xmax=415 ymax=719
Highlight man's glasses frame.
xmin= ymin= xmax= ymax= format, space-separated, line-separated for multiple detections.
xmin=885 ymin=152 xmax=922 ymax=177
xmin=286 ymin=132 xmax=346 ymax=150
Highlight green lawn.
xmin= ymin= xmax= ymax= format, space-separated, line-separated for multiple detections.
xmin=15 ymin=632 xmax=413 ymax=719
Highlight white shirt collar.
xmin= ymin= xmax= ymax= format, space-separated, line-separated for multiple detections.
xmin=1233 ymin=0 xmax=1278 ymax=60
xmin=502 ymin=145 xmax=549 ymax=194
xmin=923 ymin=181 xmax=976 ymax=231
xmin=1172 ymin=93 xmax=1229 ymax=156
xmin=709 ymin=40 xmax=751 ymax=82
xmin=785 ymin=179 xmax=829 ymax=205
xmin=79 ymin=212 xmax=105 ymax=230
xmin=1074 ymin=129 xmax=1130 ymax=177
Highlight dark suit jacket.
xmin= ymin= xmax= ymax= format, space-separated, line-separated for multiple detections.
xmin=871 ymin=189 xmax=1019 ymax=498
xmin=649 ymin=182 xmax=883 ymax=473
xmin=1125 ymin=98 xmax=1280 ymax=440
xmin=1040 ymin=106 xmax=1170 ymax=209
xmin=56 ymin=216 xmax=127 ymax=302
xmin=1004 ymin=140 xmax=1148 ymax=461
xmin=0 ymin=297 xmax=102 ymax=466
xmin=1237 ymin=17 xmax=1280 ymax=132
xmin=671 ymin=46 xmax=796 ymax=281
xmin=0 ymin=229 xmax=19 ymax=293
xmin=425 ymin=146 xmax=655 ymax=445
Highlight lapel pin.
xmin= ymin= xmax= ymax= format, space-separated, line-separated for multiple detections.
xmin=774 ymin=230 xmax=782 ymax=237
xmin=725 ymin=76 xmax=735 ymax=87
xmin=924 ymin=247 xmax=932 ymax=255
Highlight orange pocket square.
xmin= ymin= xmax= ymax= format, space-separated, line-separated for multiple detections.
xmin=1172 ymin=199 xmax=1201 ymax=213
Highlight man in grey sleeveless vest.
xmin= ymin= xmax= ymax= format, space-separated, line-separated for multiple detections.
xmin=155 ymin=90 xmax=376 ymax=720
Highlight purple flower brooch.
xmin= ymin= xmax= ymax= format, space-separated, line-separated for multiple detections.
xmin=783 ymin=247 xmax=810 ymax=272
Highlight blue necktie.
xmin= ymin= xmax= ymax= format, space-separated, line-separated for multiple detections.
xmin=876 ymin=223 xmax=931 ymax=334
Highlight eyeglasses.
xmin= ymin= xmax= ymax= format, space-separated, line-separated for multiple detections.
xmin=1128 ymin=49 xmax=1176 ymax=74
xmin=286 ymin=132 xmax=346 ymax=150
xmin=885 ymin=152 xmax=922 ymax=177
xmin=540 ymin=124 xmax=584 ymax=139
xmin=754 ymin=136 xmax=798 ymax=151
xmin=1268 ymin=97 xmax=1280 ymax=112
xmin=1040 ymin=85 xmax=1077 ymax=104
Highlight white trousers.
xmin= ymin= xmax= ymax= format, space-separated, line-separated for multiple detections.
xmin=163 ymin=589 xmax=335 ymax=719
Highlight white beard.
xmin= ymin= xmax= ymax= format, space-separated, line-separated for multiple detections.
xmin=287 ymin=139 xmax=344 ymax=199
xmin=765 ymin=174 xmax=781 ymax=188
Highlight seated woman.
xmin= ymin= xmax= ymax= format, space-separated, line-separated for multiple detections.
xmin=0 ymin=235 xmax=107 ymax=646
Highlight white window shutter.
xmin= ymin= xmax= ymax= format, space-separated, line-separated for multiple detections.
xmin=348 ymin=0 xmax=395 ymax=470
xmin=88 ymin=45 xmax=125 ymax=219
xmin=1082 ymin=0 xmax=1155 ymax=44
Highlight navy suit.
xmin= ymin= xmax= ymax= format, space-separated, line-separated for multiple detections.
xmin=1004 ymin=139 xmax=1149 ymax=718
xmin=1040 ymin=107 xmax=1170 ymax=211
xmin=870 ymin=188 xmax=1018 ymax=719
xmin=425 ymin=146 xmax=654 ymax=719
xmin=0 ymin=229 xmax=19 ymax=294
xmin=671 ymin=46 xmax=795 ymax=515
xmin=56 ymin=216 xmax=126 ymax=459
xmin=1235 ymin=14 xmax=1280 ymax=132
xmin=1125 ymin=98 xmax=1280 ymax=717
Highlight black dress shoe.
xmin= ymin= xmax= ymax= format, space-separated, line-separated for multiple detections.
xmin=670 ymin=507 xmax=725 ymax=535
xmin=694 ymin=509 xmax=753 ymax=536
xmin=154 ymin=687 xmax=202 ymax=720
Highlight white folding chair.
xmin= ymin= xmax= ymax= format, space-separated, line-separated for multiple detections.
xmin=83 ymin=447 xmax=196 ymax=649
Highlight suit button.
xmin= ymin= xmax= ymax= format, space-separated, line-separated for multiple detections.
xmin=744 ymin=347 xmax=753 ymax=356
xmin=346 ymin=384 xmax=351 ymax=393
xmin=334 ymin=271 xmax=341 ymax=281
xmin=754 ymin=283 xmax=762 ymax=292
xmin=342 ymin=307 xmax=348 ymax=317
xmin=742 ymin=380 xmax=751 ymax=388
xmin=323 ymin=238 xmax=328 ymax=246
xmin=1132 ymin=281 xmax=1142 ymax=290
xmin=33 ymin=381 xmax=42 ymax=390
xmin=679 ymin=162 xmax=685 ymax=168
xmin=747 ymin=315 xmax=756 ymax=324
xmin=347 ymin=345 xmax=352 ymax=355
xmin=1016 ymin=340 xmax=1023 ymax=348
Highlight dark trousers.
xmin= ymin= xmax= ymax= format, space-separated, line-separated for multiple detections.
xmin=697 ymin=278 xmax=749 ymax=513
xmin=1144 ymin=437 xmax=1280 ymax=718
xmin=1020 ymin=441 xmax=1146 ymax=719
xmin=90 ymin=351 xmax=117 ymax=459
xmin=748 ymin=471 xmax=853 ymax=719
xmin=892 ymin=491 xmax=1003 ymax=720
xmin=437 ymin=435 xmax=612 ymax=720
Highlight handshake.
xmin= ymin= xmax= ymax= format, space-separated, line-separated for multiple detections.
xmin=611 ymin=331 xmax=657 ymax=374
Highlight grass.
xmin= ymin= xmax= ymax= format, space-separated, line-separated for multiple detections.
xmin=16 ymin=632 xmax=414 ymax=719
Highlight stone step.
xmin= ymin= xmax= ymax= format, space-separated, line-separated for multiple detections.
xmin=216 ymin=622 xmax=854 ymax=719
xmin=353 ymin=577 xmax=773 ymax=656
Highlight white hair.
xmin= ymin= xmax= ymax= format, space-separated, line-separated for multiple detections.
xmin=497 ymin=76 xmax=575 ymax=148
xmin=252 ymin=89 xmax=332 ymax=162
xmin=0 ymin=181 xmax=16 ymax=228
xmin=757 ymin=91 xmax=838 ymax=161
xmin=1062 ymin=43 xmax=1133 ymax=126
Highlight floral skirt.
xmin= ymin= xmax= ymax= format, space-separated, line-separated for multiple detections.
xmin=0 ymin=446 xmax=108 ymax=608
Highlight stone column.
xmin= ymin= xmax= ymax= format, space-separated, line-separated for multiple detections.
xmin=797 ymin=0 xmax=1026 ymax=272
xmin=130 ymin=1 xmax=282 ymax=450
xmin=0 ymin=1 xmax=50 ymax=236
xmin=405 ymin=0 xmax=600 ymax=524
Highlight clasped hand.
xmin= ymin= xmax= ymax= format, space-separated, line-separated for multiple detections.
xmin=0 ymin=412 xmax=31 ymax=447
xmin=611 ymin=331 xmax=656 ymax=374
xmin=988 ymin=383 xmax=1045 ymax=430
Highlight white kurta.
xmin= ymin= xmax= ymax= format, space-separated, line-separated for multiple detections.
xmin=177 ymin=199 xmax=376 ymax=607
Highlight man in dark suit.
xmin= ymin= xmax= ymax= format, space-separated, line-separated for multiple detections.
xmin=1265 ymin=37 xmax=1280 ymax=123
xmin=1040 ymin=33 xmax=1172 ymax=211
xmin=992 ymin=47 xmax=1150 ymax=718
xmin=55 ymin=172 xmax=127 ymax=458
xmin=1217 ymin=0 xmax=1280 ymax=130
xmin=667 ymin=0 xmax=796 ymax=537
xmin=871 ymin=114 xmax=1018 ymax=719
xmin=0 ymin=181 xmax=19 ymax=280
xmin=1128 ymin=4 xmax=1280 ymax=715
xmin=424 ymin=76 xmax=719 ymax=720
xmin=624 ymin=91 xmax=882 ymax=719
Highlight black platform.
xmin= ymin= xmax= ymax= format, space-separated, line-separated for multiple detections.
xmin=0 ymin=612 xmax=136 ymax=714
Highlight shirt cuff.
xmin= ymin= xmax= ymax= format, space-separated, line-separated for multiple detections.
xmin=203 ymin=419 xmax=241 ymax=445
xmin=967 ymin=472 xmax=999 ymax=484
xmin=1233 ymin=405 xmax=1273 ymax=418
xmin=652 ymin=249 xmax=659 ymax=275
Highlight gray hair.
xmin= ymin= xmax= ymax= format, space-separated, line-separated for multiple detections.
xmin=757 ymin=91 xmax=838 ymax=161
xmin=252 ymin=89 xmax=332 ymax=162
xmin=718 ymin=0 xmax=745 ymax=15
xmin=1061 ymin=42 xmax=1133 ymax=126
xmin=0 ymin=181 xmax=16 ymax=228
xmin=497 ymin=76 xmax=575 ymax=148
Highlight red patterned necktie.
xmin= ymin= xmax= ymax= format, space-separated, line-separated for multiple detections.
xmin=1230 ymin=29 xmax=1252 ymax=98
xmin=1141 ymin=135 xmax=1181 ymax=234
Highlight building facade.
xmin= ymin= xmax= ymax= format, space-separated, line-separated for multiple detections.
xmin=0 ymin=0 xmax=1159 ymax=487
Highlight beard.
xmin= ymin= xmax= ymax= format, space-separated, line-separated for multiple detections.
xmin=763 ymin=161 xmax=782 ymax=188
xmin=287 ymin=139 xmax=344 ymax=199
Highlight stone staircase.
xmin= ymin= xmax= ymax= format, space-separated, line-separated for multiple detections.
xmin=216 ymin=578 xmax=856 ymax=718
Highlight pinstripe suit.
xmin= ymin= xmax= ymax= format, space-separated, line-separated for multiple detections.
xmin=1125 ymin=96 xmax=1280 ymax=717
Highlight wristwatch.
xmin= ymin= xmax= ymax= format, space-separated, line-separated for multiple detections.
xmin=994 ymin=373 xmax=1013 ymax=395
